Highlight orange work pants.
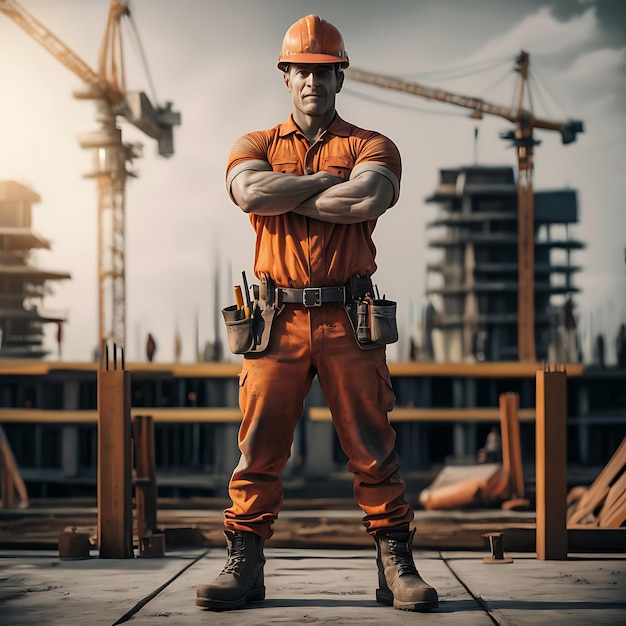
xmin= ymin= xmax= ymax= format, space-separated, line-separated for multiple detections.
xmin=224 ymin=303 xmax=413 ymax=539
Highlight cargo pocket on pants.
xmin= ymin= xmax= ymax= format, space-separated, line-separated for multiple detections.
xmin=376 ymin=362 xmax=396 ymax=413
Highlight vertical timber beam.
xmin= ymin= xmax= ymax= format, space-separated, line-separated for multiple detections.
xmin=535 ymin=364 xmax=568 ymax=560
xmin=133 ymin=414 xmax=157 ymax=545
xmin=499 ymin=392 xmax=525 ymax=499
xmin=98 ymin=344 xmax=133 ymax=558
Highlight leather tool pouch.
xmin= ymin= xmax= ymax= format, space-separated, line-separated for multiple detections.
xmin=346 ymin=297 xmax=399 ymax=350
xmin=222 ymin=297 xmax=277 ymax=355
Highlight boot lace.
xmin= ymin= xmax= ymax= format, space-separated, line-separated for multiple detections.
xmin=221 ymin=533 xmax=247 ymax=575
xmin=388 ymin=537 xmax=419 ymax=577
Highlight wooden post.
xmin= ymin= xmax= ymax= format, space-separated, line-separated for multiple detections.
xmin=133 ymin=414 xmax=157 ymax=544
xmin=98 ymin=344 xmax=133 ymax=559
xmin=499 ymin=392 xmax=525 ymax=499
xmin=535 ymin=364 xmax=568 ymax=560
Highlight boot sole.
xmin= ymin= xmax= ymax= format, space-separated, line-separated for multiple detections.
xmin=196 ymin=587 xmax=265 ymax=611
xmin=376 ymin=588 xmax=439 ymax=612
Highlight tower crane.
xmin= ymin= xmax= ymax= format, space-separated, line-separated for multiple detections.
xmin=0 ymin=0 xmax=181 ymax=356
xmin=348 ymin=52 xmax=583 ymax=362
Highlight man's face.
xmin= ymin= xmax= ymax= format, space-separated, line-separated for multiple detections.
xmin=284 ymin=64 xmax=343 ymax=118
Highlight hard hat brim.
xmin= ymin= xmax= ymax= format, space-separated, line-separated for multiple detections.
xmin=278 ymin=52 xmax=349 ymax=71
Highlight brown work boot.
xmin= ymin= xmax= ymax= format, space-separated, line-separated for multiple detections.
xmin=375 ymin=528 xmax=439 ymax=611
xmin=196 ymin=530 xmax=266 ymax=611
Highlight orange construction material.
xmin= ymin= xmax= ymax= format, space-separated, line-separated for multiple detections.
xmin=418 ymin=463 xmax=510 ymax=511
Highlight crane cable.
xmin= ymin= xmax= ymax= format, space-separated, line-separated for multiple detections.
xmin=343 ymin=86 xmax=470 ymax=117
xmin=528 ymin=64 xmax=570 ymax=121
xmin=345 ymin=53 xmax=518 ymax=117
xmin=402 ymin=53 xmax=513 ymax=82
xmin=123 ymin=2 xmax=159 ymax=106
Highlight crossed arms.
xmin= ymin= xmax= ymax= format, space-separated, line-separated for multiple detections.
xmin=229 ymin=162 xmax=397 ymax=224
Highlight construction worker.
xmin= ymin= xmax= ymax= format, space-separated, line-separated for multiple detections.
xmin=196 ymin=15 xmax=438 ymax=613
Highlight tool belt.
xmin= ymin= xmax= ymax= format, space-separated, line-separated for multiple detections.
xmin=259 ymin=275 xmax=373 ymax=306
xmin=223 ymin=274 xmax=398 ymax=354
xmin=345 ymin=296 xmax=399 ymax=350
xmin=222 ymin=297 xmax=276 ymax=355
xmin=275 ymin=286 xmax=347 ymax=307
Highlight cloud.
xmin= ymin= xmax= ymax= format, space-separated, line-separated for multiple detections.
xmin=473 ymin=6 xmax=597 ymax=59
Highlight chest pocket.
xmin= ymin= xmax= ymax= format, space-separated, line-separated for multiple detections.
xmin=321 ymin=156 xmax=353 ymax=180
xmin=272 ymin=160 xmax=301 ymax=175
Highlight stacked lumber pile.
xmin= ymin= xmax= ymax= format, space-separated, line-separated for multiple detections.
xmin=567 ymin=436 xmax=626 ymax=528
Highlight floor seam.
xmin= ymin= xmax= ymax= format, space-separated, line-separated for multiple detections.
xmin=439 ymin=551 xmax=514 ymax=626
xmin=111 ymin=549 xmax=210 ymax=625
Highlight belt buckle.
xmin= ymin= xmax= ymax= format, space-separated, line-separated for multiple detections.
xmin=303 ymin=287 xmax=322 ymax=307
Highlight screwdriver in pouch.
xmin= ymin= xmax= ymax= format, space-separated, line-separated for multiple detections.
xmin=234 ymin=285 xmax=245 ymax=317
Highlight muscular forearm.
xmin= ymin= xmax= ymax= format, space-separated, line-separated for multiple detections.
xmin=231 ymin=169 xmax=341 ymax=216
xmin=293 ymin=171 xmax=394 ymax=224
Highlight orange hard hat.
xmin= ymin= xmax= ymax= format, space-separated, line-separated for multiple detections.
xmin=277 ymin=15 xmax=349 ymax=71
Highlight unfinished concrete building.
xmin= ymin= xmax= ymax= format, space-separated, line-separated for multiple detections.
xmin=0 ymin=181 xmax=70 ymax=358
xmin=423 ymin=165 xmax=584 ymax=363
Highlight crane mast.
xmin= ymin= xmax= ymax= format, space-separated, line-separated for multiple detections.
xmin=1 ymin=0 xmax=180 ymax=356
xmin=348 ymin=53 xmax=583 ymax=362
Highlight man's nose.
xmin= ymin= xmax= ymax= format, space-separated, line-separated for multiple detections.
xmin=306 ymin=72 xmax=321 ymax=87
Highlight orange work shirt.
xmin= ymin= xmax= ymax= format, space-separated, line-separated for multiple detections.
xmin=226 ymin=114 xmax=402 ymax=288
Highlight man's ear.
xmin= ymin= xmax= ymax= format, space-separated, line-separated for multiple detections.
xmin=283 ymin=72 xmax=291 ymax=92
xmin=336 ymin=71 xmax=344 ymax=93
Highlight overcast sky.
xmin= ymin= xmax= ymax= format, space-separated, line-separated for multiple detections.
xmin=1 ymin=0 xmax=624 ymax=363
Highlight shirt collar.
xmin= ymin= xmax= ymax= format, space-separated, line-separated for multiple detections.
xmin=278 ymin=113 xmax=352 ymax=139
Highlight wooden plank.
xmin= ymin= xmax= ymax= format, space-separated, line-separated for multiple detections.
xmin=97 ymin=357 xmax=133 ymax=559
xmin=0 ymin=407 xmax=243 ymax=424
xmin=535 ymin=365 xmax=568 ymax=560
xmin=0 ymin=359 xmax=586 ymax=378
xmin=597 ymin=469 xmax=626 ymax=527
xmin=388 ymin=361 xmax=584 ymax=378
xmin=309 ymin=406 xmax=536 ymax=422
xmin=0 ymin=406 xmax=539 ymax=424
xmin=600 ymin=488 xmax=626 ymax=528
xmin=568 ymin=436 xmax=626 ymax=526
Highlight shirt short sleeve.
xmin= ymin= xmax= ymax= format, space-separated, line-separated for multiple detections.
xmin=350 ymin=131 xmax=402 ymax=207
xmin=225 ymin=131 xmax=273 ymax=203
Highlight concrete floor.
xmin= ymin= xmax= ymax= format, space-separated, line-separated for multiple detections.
xmin=1 ymin=546 xmax=625 ymax=625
